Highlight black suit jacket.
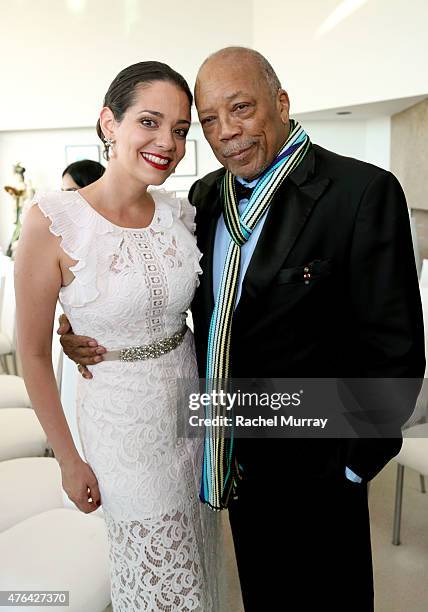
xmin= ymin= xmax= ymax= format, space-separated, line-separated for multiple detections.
xmin=188 ymin=144 xmax=425 ymax=483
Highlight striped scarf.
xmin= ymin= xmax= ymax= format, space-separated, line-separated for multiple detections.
xmin=200 ymin=120 xmax=311 ymax=510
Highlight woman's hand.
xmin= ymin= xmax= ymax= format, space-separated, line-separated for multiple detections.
xmin=60 ymin=455 xmax=102 ymax=513
xmin=57 ymin=313 xmax=106 ymax=379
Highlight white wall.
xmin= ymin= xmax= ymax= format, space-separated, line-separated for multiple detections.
xmin=365 ymin=117 xmax=391 ymax=170
xmin=298 ymin=116 xmax=391 ymax=170
xmin=299 ymin=119 xmax=367 ymax=161
xmin=0 ymin=0 xmax=253 ymax=131
xmin=254 ymin=0 xmax=428 ymax=113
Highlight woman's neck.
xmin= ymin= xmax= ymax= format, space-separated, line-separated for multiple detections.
xmin=78 ymin=164 xmax=155 ymax=228
xmin=82 ymin=164 xmax=151 ymax=213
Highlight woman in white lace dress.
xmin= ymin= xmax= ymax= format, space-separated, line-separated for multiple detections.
xmin=15 ymin=62 xmax=219 ymax=611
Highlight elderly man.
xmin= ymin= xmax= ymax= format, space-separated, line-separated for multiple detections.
xmin=60 ymin=48 xmax=424 ymax=610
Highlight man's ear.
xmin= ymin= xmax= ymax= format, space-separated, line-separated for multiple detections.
xmin=99 ymin=106 xmax=116 ymax=140
xmin=277 ymin=89 xmax=290 ymax=126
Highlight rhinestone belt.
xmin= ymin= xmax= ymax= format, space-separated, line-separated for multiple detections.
xmin=103 ymin=327 xmax=188 ymax=362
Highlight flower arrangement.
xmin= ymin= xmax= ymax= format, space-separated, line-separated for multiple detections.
xmin=4 ymin=163 xmax=34 ymax=258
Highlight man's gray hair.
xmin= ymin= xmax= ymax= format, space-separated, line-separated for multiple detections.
xmin=199 ymin=47 xmax=282 ymax=97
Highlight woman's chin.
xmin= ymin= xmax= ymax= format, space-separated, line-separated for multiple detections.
xmin=133 ymin=171 xmax=167 ymax=188
xmin=148 ymin=174 xmax=171 ymax=187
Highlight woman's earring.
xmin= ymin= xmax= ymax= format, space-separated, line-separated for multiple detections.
xmin=103 ymin=137 xmax=115 ymax=161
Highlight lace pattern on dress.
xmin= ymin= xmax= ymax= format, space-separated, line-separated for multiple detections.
xmin=105 ymin=511 xmax=209 ymax=612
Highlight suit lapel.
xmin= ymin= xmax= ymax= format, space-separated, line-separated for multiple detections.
xmin=199 ymin=212 xmax=219 ymax=320
xmin=238 ymin=146 xmax=331 ymax=306
xmin=196 ymin=174 xmax=223 ymax=331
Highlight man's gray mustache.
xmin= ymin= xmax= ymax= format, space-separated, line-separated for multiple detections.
xmin=222 ymin=140 xmax=257 ymax=157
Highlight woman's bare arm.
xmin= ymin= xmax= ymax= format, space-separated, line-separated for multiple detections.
xmin=14 ymin=204 xmax=100 ymax=512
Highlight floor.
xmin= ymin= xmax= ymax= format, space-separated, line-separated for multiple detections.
xmin=103 ymin=460 xmax=428 ymax=611
xmin=370 ymin=461 xmax=428 ymax=612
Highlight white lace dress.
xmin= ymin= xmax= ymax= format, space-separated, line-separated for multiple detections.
xmin=32 ymin=189 xmax=220 ymax=612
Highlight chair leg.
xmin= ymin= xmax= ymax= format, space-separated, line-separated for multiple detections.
xmin=392 ymin=464 xmax=405 ymax=545
xmin=11 ymin=351 xmax=18 ymax=376
xmin=0 ymin=354 xmax=9 ymax=374
xmin=420 ymin=474 xmax=426 ymax=494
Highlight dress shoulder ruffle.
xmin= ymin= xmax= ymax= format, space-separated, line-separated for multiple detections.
xmin=149 ymin=189 xmax=197 ymax=234
xmin=30 ymin=190 xmax=122 ymax=308
xmin=150 ymin=190 xmax=202 ymax=285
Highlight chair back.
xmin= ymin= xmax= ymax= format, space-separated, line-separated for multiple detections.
xmin=0 ymin=276 xmax=4 ymax=324
xmin=405 ymin=286 xmax=428 ymax=428
xmin=419 ymin=258 xmax=428 ymax=288
xmin=0 ymin=256 xmax=16 ymax=348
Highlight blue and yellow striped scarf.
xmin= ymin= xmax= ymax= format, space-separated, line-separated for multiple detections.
xmin=200 ymin=119 xmax=311 ymax=510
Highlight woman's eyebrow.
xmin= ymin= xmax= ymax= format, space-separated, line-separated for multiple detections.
xmin=138 ymin=109 xmax=163 ymax=117
xmin=137 ymin=109 xmax=190 ymax=125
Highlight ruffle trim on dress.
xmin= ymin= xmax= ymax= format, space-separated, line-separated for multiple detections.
xmin=31 ymin=190 xmax=122 ymax=308
xmin=150 ymin=190 xmax=203 ymax=285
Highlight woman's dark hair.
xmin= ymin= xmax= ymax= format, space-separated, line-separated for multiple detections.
xmin=62 ymin=159 xmax=105 ymax=187
xmin=96 ymin=61 xmax=193 ymax=160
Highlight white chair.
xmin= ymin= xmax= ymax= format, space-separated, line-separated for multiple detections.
xmin=0 ymin=408 xmax=48 ymax=461
xmin=0 ymin=457 xmax=109 ymax=612
xmin=420 ymin=258 xmax=428 ymax=288
xmin=0 ymin=509 xmax=110 ymax=612
xmin=409 ymin=212 xmax=421 ymax=277
xmin=0 ymin=274 xmax=5 ymax=371
xmin=0 ymin=374 xmax=31 ymax=408
xmin=0 ymin=457 xmax=64 ymax=532
xmin=0 ymin=256 xmax=17 ymax=375
xmin=0 ymin=299 xmax=13 ymax=373
xmin=392 ymin=422 xmax=428 ymax=545
xmin=403 ymin=286 xmax=428 ymax=429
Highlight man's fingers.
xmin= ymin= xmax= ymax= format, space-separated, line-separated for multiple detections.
xmin=88 ymin=346 xmax=107 ymax=356
xmin=76 ymin=353 xmax=104 ymax=365
xmin=60 ymin=334 xmax=106 ymax=359
xmin=62 ymin=336 xmax=101 ymax=348
xmin=75 ymin=346 xmax=105 ymax=358
xmin=78 ymin=364 xmax=93 ymax=379
xmin=57 ymin=314 xmax=71 ymax=334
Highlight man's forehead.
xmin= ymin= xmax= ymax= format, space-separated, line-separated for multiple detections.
xmin=196 ymin=68 xmax=259 ymax=107
xmin=196 ymin=87 xmax=254 ymax=113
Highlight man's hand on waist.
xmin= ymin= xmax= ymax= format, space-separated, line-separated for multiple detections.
xmin=57 ymin=313 xmax=106 ymax=379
